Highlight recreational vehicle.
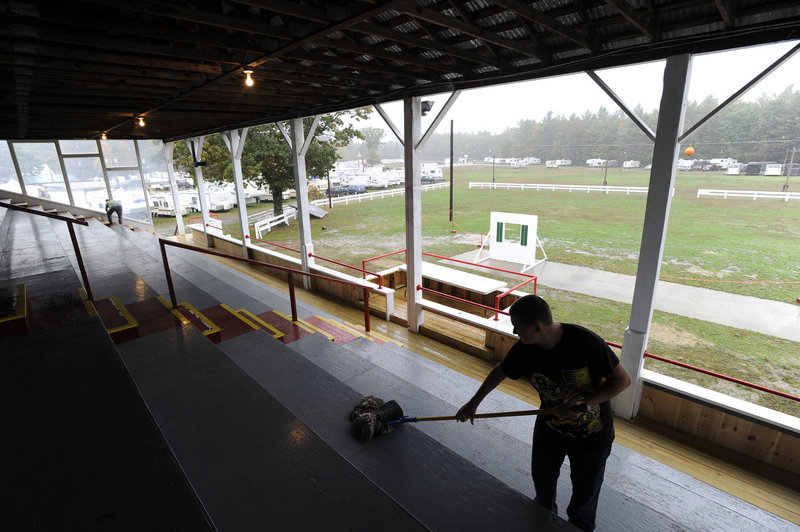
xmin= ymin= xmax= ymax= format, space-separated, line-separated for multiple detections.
xmin=421 ymin=163 xmax=443 ymax=181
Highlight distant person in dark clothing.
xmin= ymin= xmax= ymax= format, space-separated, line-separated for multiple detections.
xmin=105 ymin=198 xmax=122 ymax=224
xmin=456 ymin=294 xmax=631 ymax=531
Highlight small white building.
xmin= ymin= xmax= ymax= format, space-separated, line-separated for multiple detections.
xmin=623 ymin=160 xmax=641 ymax=169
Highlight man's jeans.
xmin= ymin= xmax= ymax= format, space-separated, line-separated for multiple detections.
xmin=531 ymin=428 xmax=613 ymax=531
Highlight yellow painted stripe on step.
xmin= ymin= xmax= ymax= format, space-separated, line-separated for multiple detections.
xmin=76 ymin=287 xmax=99 ymax=316
xmin=330 ymin=317 xmax=403 ymax=347
xmin=362 ymin=327 xmax=404 ymax=347
xmin=273 ymin=310 xmax=333 ymax=340
xmin=179 ymin=301 xmax=221 ymax=337
xmin=106 ymin=295 xmax=138 ymax=334
xmin=299 ymin=320 xmax=336 ymax=341
xmin=0 ymin=284 xmax=27 ymax=323
xmin=220 ymin=303 xmax=259 ymax=330
xmin=236 ymin=309 xmax=284 ymax=339
xmin=318 ymin=316 xmax=370 ymax=342
xmin=156 ymin=296 xmax=190 ymax=325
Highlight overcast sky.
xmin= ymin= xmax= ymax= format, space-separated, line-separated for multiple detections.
xmin=355 ymin=40 xmax=800 ymax=138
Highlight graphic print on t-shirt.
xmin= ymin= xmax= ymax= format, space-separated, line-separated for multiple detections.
xmin=530 ymin=367 xmax=603 ymax=438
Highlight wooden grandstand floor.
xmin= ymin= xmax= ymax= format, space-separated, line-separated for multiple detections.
xmin=178 ymin=235 xmax=800 ymax=526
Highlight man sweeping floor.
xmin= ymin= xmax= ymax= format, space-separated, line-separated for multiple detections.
xmin=456 ymin=294 xmax=631 ymax=532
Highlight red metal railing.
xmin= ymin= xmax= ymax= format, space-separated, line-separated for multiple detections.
xmin=309 ymin=253 xmax=383 ymax=288
xmin=187 ymin=212 xmax=219 ymax=225
xmin=605 ymin=342 xmax=800 ymax=404
xmin=0 ymin=201 xmax=94 ymax=302
xmin=255 ymin=238 xmax=301 ymax=254
xmin=362 ymin=249 xmax=407 ymax=274
xmin=419 ymin=252 xmax=539 ymax=320
xmin=416 ymin=284 xmax=510 ymax=317
xmin=422 ymin=252 xmax=537 ymax=283
xmin=365 ymin=249 xmax=538 ymax=320
xmin=195 ymin=223 xmax=380 ymax=287
xmin=158 ymin=239 xmax=373 ymax=331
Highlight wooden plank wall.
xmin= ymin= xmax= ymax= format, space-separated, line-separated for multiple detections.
xmin=639 ymin=384 xmax=799 ymax=475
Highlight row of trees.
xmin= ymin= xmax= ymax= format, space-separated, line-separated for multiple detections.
xmin=172 ymin=86 xmax=797 ymax=217
xmin=343 ymin=86 xmax=800 ymax=166
xmin=174 ymin=109 xmax=369 ymax=215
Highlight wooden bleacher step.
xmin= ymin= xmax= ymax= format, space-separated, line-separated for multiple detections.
xmin=252 ymin=310 xmax=319 ymax=344
xmin=0 ymin=284 xmax=29 ymax=338
xmin=303 ymin=316 xmax=359 ymax=344
xmin=196 ymin=303 xmax=259 ymax=343
xmin=304 ymin=315 xmax=403 ymax=347
xmin=234 ymin=309 xmax=284 ymax=341
xmin=330 ymin=318 xmax=404 ymax=347
xmin=176 ymin=302 xmax=222 ymax=343
xmin=92 ymin=295 xmax=139 ymax=343
xmin=124 ymin=296 xmax=188 ymax=339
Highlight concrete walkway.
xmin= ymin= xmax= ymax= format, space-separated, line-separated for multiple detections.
xmin=449 ymin=252 xmax=800 ymax=343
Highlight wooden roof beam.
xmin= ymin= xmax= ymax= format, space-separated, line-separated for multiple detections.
xmin=352 ymin=22 xmax=504 ymax=70
xmin=405 ymin=4 xmax=548 ymax=61
xmin=713 ymin=0 xmax=736 ymax=28
xmin=601 ymin=0 xmax=654 ymax=39
xmin=491 ymin=0 xmax=593 ymax=51
xmin=80 ymin=0 xmax=294 ymax=41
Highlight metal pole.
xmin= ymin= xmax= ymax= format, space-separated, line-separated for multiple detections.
xmin=783 ymin=147 xmax=795 ymax=192
xmin=67 ymin=222 xmax=93 ymax=303
xmin=159 ymin=239 xmax=178 ymax=309
xmin=363 ymin=287 xmax=371 ymax=332
xmin=288 ymin=271 xmax=298 ymax=322
xmin=449 ymin=120 xmax=454 ymax=225
xmin=327 ymin=170 xmax=332 ymax=208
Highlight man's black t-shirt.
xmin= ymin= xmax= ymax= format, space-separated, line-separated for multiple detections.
xmin=500 ymin=323 xmax=619 ymax=449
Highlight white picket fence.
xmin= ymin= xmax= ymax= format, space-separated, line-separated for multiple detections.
xmin=697 ymin=189 xmax=800 ymax=201
xmin=310 ymin=182 xmax=449 ymax=207
xmin=254 ymin=207 xmax=297 ymax=238
xmin=469 ymin=182 xmax=651 ymax=195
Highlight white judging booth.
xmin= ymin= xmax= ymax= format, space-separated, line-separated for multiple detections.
xmin=475 ymin=211 xmax=547 ymax=272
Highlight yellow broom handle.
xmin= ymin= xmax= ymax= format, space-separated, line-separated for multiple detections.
xmin=414 ymin=407 xmax=558 ymax=422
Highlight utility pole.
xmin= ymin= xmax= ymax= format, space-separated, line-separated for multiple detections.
xmin=783 ymin=147 xmax=795 ymax=192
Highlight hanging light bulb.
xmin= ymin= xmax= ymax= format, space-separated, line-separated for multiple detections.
xmin=244 ymin=69 xmax=254 ymax=87
xmin=101 ymin=132 xmax=107 ymax=140
xmin=137 ymin=116 xmax=145 ymax=127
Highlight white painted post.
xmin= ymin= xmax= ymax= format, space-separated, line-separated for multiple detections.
xmin=222 ymin=128 xmax=250 ymax=258
xmin=164 ymin=141 xmax=185 ymax=235
xmin=615 ymin=54 xmax=693 ymax=419
xmin=404 ymin=96 xmax=424 ymax=332
xmin=185 ymin=137 xmax=213 ymax=247
xmin=290 ymin=116 xmax=320 ymax=290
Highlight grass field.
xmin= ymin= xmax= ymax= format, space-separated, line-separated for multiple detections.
xmin=154 ymin=165 xmax=800 ymax=416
